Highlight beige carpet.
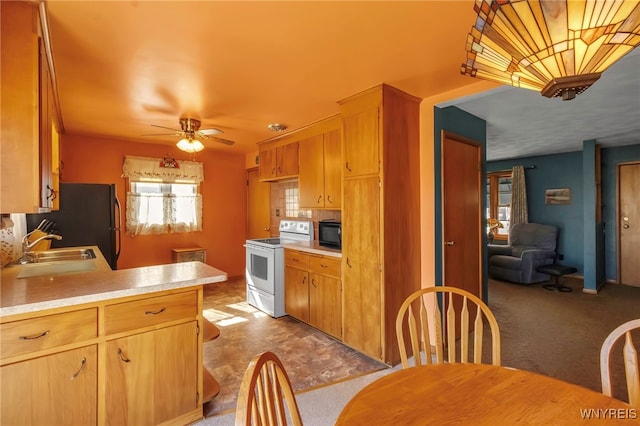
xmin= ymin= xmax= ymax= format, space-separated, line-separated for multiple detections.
xmin=487 ymin=277 xmax=640 ymax=403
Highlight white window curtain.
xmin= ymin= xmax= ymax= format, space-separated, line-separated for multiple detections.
xmin=509 ymin=165 xmax=528 ymax=235
xmin=122 ymin=156 xmax=203 ymax=236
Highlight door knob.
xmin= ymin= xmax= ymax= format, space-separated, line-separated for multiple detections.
xmin=444 ymin=241 xmax=455 ymax=246
xmin=623 ymin=224 xmax=630 ymax=229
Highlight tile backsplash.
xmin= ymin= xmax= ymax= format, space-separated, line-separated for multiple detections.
xmin=270 ymin=181 xmax=341 ymax=239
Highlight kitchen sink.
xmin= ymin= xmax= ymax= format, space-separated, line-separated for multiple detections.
xmin=13 ymin=248 xmax=98 ymax=278
xmin=21 ymin=248 xmax=96 ymax=263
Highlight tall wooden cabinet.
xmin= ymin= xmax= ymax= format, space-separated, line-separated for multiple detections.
xmin=339 ymin=84 xmax=421 ymax=365
xmin=0 ymin=1 xmax=60 ymax=213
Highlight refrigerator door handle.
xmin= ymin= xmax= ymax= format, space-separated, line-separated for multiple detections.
xmin=114 ymin=196 xmax=122 ymax=263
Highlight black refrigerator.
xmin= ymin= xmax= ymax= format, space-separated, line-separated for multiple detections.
xmin=26 ymin=183 xmax=121 ymax=269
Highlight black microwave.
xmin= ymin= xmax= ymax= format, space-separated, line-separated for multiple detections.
xmin=318 ymin=220 xmax=341 ymax=249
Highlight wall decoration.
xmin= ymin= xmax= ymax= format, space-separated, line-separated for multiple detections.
xmin=545 ymin=188 xmax=571 ymax=205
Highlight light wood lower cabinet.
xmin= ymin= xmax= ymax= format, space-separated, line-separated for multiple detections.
xmin=284 ymin=249 xmax=342 ymax=339
xmin=105 ymin=321 xmax=198 ymax=425
xmin=1 ymin=345 xmax=97 ymax=426
xmin=0 ymin=287 xmax=207 ymax=426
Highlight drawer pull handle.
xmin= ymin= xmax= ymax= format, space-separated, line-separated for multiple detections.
xmin=346 ymin=258 xmax=353 ymax=268
xmin=346 ymin=162 xmax=352 ymax=172
xmin=320 ymin=264 xmax=328 ymax=268
xmin=145 ymin=307 xmax=166 ymax=315
xmin=317 ymin=195 xmax=322 ymax=204
xmin=311 ymin=278 xmax=317 ymax=288
xmin=71 ymin=357 xmax=87 ymax=381
xmin=327 ymin=195 xmax=333 ymax=204
xmin=117 ymin=348 xmax=131 ymax=363
xmin=19 ymin=330 xmax=50 ymax=340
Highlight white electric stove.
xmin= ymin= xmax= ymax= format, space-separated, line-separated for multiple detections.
xmin=245 ymin=220 xmax=313 ymax=317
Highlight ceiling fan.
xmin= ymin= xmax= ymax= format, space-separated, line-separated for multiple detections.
xmin=145 ymin=118 xmax=235 ymax=152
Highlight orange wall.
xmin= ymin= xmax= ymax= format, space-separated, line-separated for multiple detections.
xmin=60 ymin=134 xmax=247 ymax=276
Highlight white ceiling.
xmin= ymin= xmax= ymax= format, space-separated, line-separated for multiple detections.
xmin=445 ymin=49 xmax=640 ymax=162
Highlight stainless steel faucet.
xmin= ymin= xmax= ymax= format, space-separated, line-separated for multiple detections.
xmin=22 ymin=233 xmax=63 ymax=254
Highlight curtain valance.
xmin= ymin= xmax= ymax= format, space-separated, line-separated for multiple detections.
xmin=122 ymin=155 xmax=204 ymax=183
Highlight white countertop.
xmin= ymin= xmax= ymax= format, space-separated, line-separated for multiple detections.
xmin=283 ymin=241 xmax=342 ymax=258
xmin=0 ymin=246 xmax=227 ymax=317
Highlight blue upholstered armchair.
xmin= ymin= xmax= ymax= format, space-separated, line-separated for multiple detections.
xmin=488 ymin=223 xmax=558 ymax=284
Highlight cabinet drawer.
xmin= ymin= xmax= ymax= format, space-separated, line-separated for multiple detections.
xmin=104 ymin=291 xmax=197 ymax=335
xmin=1 ymin=309 xmax=97 ymax=359
xmin=309 ymin=256 xmax=341 ymax=278
xmin=285 ymin=250 xmax=310 ymax=269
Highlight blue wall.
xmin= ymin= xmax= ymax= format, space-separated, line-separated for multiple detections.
xmin=434 ymin=106 xmax=487 ymax=298
xmin=488 ymin=143 xmax=640 ymax=281
xmin=601 ymin=144 xmax=640 ymax=280
xmin=488 ymin=152 xmax=584 ymax=273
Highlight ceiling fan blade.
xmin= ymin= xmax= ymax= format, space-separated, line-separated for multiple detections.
xmin=150 ymin=124 xmax=181 ymax=132
xmin=210 ymin=136 xmax=235 ymax=146
xmin=199 ymin=128 xmax=223 ymax=136
xmin=142 ymin=132 xmax=180 ymax=136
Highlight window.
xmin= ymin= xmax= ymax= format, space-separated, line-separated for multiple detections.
xmin=122 ymin=156 xmax=204 ymax=236
xmin=486 ymin=171 xmax=512 ymax=239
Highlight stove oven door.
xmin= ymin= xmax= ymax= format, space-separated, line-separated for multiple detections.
xmin=245 ymin=243 xmax=275 ymax=294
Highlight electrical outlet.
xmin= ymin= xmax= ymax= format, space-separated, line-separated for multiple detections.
xmin=276 ymin=208 xmax=280 ymax=217
xmin=558 ymin=254 xmax=564 ymax=260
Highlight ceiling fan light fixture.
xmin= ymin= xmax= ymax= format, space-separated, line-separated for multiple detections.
xmin=176 ymin=137 xmax=204 ymax=153
xmin=268 ymin=123 xmax=288 ymax=132
xmin=461 ymin=0 xmax=640 ymax=100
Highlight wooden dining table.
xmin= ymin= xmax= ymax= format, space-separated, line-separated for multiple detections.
xmin=335 ymin=363 xmax=637 ymax=425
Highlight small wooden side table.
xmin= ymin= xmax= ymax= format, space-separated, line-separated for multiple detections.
xmin=172 ymin=247 xmax=206 ymax=263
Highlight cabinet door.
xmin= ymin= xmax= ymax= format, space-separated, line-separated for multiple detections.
xmin=277 ymin=141 xmax=299 ymax=177
xmin=1 ymin=345 xmax=97 ymax=426
xmin=284 ymin=266 xmax=309 ymax=322
xmin=342 ymin=177 xmax=382 ymax=359
xmin=105 ymin=321 xmax=198 ymax=425
xmin=259 ymin=148 xmax=278 ymax=180
xmin=309 ymin=273 xmax=342 ymax=339
xmin=298 ymin=135 xmax=325 ymax=208
xmin=323 ymin=129 xmax=342 ymax=208
xmin=343 ymin=107 xmax=379 ymax=177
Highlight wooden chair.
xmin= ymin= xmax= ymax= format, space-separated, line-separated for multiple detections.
xmin=235 ymin=351 xmax=303 ymax=426
xmin=395 ymin=286 xmax=501 ymax=369
xmin=600 ymin=318 xmax=640 ymax=407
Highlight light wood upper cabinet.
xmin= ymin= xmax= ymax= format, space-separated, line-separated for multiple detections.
xmin=342 ymin=106 xmax=379 ymax=177
xmin=299 ymin=130 xmax=342 ymax=209
xmin=0 ymin=1 xmax=60 ymax=213
xmin=259 ymin=142 xmax=299 ymax=181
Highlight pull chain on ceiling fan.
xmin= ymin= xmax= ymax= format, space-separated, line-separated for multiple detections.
xmin=144 ymin=118 xmax=235 ymax=153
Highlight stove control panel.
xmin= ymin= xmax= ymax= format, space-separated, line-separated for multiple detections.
xmin=279 ymin=220 xmax=311 ymax=234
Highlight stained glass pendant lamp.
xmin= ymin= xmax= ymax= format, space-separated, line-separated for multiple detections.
xmin=461 ymin=0 xmax=640 ymax=100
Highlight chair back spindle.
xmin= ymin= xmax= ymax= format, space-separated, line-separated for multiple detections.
xmin=600 ymin=319 xmax=640 ymax=407
xmin=396 ymin=286 xmax=501 ymax=369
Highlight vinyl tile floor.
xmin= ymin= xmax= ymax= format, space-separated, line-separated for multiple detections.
xmin=201 ymin=277 xmax=387 ymax=418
